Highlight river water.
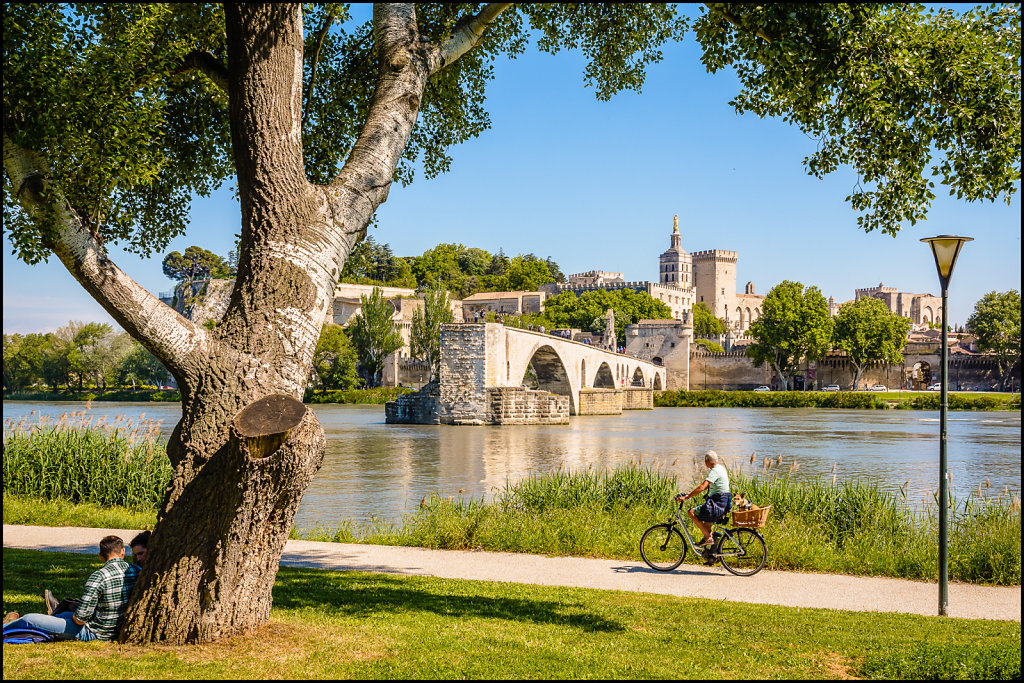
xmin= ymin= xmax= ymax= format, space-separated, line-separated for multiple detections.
xmin=3 ymin=401 xmax=1020 ymax=528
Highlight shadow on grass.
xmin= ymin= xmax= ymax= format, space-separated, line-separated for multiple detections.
xmin=2 ymin=549 xmax=97 ymax=617
xmin=273 ymin=566 xmax=625 ymax=633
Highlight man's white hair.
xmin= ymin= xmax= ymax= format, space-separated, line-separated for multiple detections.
xmin=704 ymin=450 xmax=719 ymax=465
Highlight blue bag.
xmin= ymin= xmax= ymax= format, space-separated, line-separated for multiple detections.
xmin=3 ymin=624 xmax=55 ymax=644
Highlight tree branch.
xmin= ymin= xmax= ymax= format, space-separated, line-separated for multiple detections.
xmin=705 ymin=4 xmax=775 ymax=43
xmin=432 ymin=3 xmax=513 ymax=74
xmin=302 ymin=10 xmax=337 ymax=127
xmin=3 ymin=134 xmax=207 ymax=381
xmin=177 ymin=49 xmax=230 ymax=93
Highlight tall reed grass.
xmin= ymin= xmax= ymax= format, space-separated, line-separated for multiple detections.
xmin=307 ymin=457 xmax=1020 ymax=585
xmin=2 ymin=408 xmax=172 ymax=510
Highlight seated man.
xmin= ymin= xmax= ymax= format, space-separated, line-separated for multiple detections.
xmin=3 ymin=535 xmax=140 ymax=642
xmin=44 ymin=529 xmax=150 ymax=616
xmin=675 ymin=449 xmax=732 ymax=548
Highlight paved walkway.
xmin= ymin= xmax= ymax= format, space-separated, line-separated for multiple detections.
xmin=3 ymin=524 xmax=1019 ymax=622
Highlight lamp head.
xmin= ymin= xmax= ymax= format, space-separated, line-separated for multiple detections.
xmin=920 ymin=235 xmax=973 ymax=290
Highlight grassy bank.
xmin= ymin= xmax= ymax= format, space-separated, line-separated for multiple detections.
xmin=4 ymin=388 xmax=181 ymax=402
xmin=654 ymin=389 xmax=1022 ymax=410
xmin=5 ymin=413 xmax=1019 ymax=585
xmin=2 ymin=548 xmax=1019 ymax=679
xmin=4 ymin=386 xmax=416 ymax=405
xmin=303 ymin=386 xmax=415 ymax=404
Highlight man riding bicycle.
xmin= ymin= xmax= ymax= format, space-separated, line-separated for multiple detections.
xmin=675 ymin=450 xmax=732 ymax=548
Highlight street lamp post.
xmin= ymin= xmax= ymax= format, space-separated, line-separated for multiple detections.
xmin=920 ymin=234 xmax=972 ymax=617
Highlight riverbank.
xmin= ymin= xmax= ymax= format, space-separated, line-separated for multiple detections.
xmin=4 ymin=548 xmax=1017 ymax=679
xmin=2 ymin=387 xmax=415 ymax=405
xmin=654 ymin=389 xmax=1022 ymax=410
xmin=5 ymin=458 xmax=1020 ymax=586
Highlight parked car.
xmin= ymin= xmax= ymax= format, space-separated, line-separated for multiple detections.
xmin=822 ymin=384 xmax=840 ymax=392
xmin=752 ymin=386 xmax=771 ymax=392
xmin=927 ymin=383 xmax=942 ymax=391
xmin=870 ymin=385 xmax=888 ymax=392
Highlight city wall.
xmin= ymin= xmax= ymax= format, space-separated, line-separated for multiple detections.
xmin=689 ymin=350 xmax=1017 ymax=391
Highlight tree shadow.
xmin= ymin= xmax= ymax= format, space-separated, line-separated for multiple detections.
xmin=273 ymin=567 xmax=625 ymax=633
xmin=2 ymin=549 xmax=97 ymax=616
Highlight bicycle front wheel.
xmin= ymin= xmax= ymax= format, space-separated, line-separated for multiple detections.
xmin=718 ymin=528 xmax=767 ymax=576
xmin=640 ymin=524 xmax=687 ymax=571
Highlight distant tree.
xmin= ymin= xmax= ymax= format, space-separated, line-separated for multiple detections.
xmin=310 ymin=324 xmax=361 ymax=393
xmin=545 ymin=256 xmax=565 ymax=283
xmin=966 ymin=290 xmax=1021 ymax=391
xmin=458 ymin=247 xmax=491 ymax=277
xmin=37 ymin=333 xmax=70 ymax=391
xmin=747 ymin=281 xmax=833 ymax=390
xmin=693 ymin=302 xmax=726 ymax=338
xmin=54 ymin=321 xmax=114 ymax=391
xmin=504 ymin=254 xmax=557 ymax=291
xmin=833 ymin=297 xmax=911 ymax=390
xmin=350 ymin=288 xmax=404 ymax=388
xmin=162 ymin=246 xmax=229 ymax=282
xmin=542 ymin=288 xmax=672 ymax=345
xmin=2 ymin=333 xmax=41 ymax=391
xmin=118 ymin=341 xmax=173 ymax=390
xmin=694 ymin=338 xmax=725 ymax=353
xmin=410 ymin=288 xmax=455 ymax=380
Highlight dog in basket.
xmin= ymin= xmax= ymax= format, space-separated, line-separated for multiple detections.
xmin=733 ymin=493 xmax=759 ymax=512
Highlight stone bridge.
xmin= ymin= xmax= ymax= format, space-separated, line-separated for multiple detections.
xmin=386 ymin=323 xmax=667 ymax=425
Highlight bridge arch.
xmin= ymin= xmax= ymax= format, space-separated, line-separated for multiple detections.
xmin=521 ymin=344 xmax=576 ymax=414
xmin=593 ymin=362 xmax=615 ymax=388
xmin=653 ymin=373 xmax=663 ymax=390
xmin=631 ymin=366 xmax=646 ymax=387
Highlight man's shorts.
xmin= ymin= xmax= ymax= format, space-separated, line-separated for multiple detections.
xmin=695 ymin=492 xmax=732 ymax=522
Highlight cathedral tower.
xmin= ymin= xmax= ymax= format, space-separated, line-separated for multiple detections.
xmin=659 ymin=214 xmax=692 ymax=288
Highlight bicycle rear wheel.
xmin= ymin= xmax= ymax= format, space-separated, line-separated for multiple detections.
xmin=640 ymin=524 xmax=687 ymax=571
xmin=718 ymin=528 xmax=767 ymax=576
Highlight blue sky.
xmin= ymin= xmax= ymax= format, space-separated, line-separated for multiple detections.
xmin=3 ymin=6 xmax=1020 ymax=334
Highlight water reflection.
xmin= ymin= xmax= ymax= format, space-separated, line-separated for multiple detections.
xmin=3 ymin=401 xmax=1020 ymax=527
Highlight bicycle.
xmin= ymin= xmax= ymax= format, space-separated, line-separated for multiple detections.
xmin=640 ymin=499 xmax=768 ymax=576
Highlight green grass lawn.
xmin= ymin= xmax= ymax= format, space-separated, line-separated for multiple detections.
xmin=2 ymin=549 xmax=1019 ymax=680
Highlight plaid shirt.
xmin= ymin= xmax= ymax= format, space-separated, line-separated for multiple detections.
xmin=74 ymin=557 xmax=140 ymax=640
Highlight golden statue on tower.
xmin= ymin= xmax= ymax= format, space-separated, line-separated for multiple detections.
xmin=673 ymin=214 xmax=679 ymax=233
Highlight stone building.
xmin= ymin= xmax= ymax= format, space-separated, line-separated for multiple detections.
xmin=691 ymin=249 xmax=764 ymax=334
xmin=623 ymin=318 xmax=693 ymax=390
xmin=331 ymin=282 xmax=463 ymax=388
xmin=461 ymin=290 xmax=547 ymax=320
xmin=854 ymin=282 xmax=943 ymax=328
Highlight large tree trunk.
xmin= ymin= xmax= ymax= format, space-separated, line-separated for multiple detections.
xmin=120 ymin=394 xmax=324 ymax=642
xmin=7 ymin=1 xmax=510 ymax=646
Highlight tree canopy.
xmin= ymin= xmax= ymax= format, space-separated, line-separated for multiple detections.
xmin=410 ymin=287 xmax=454 ymax=380
xmin=350 ymin=287 xmax=404 ymax=387
xmin=966 ymin=289 xmax=1021 ymax=390
xmin=833 ymin=297 xmax=911 ymax=390
xmin=7 ymin=4 xmax=1018 ymax=266
xmin=747 ymin=280 xmax=833 ymax=389
xmin=162 ymin=246 xmax=234 ymax=282
xmin=693 ymin=302 xmax=726 ymax=338
xmin=541 ymin=289 xmax=672 ymax=346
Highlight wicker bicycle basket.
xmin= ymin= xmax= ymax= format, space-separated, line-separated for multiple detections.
xmin=732 ymin=505 xmax=771 ymax=528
